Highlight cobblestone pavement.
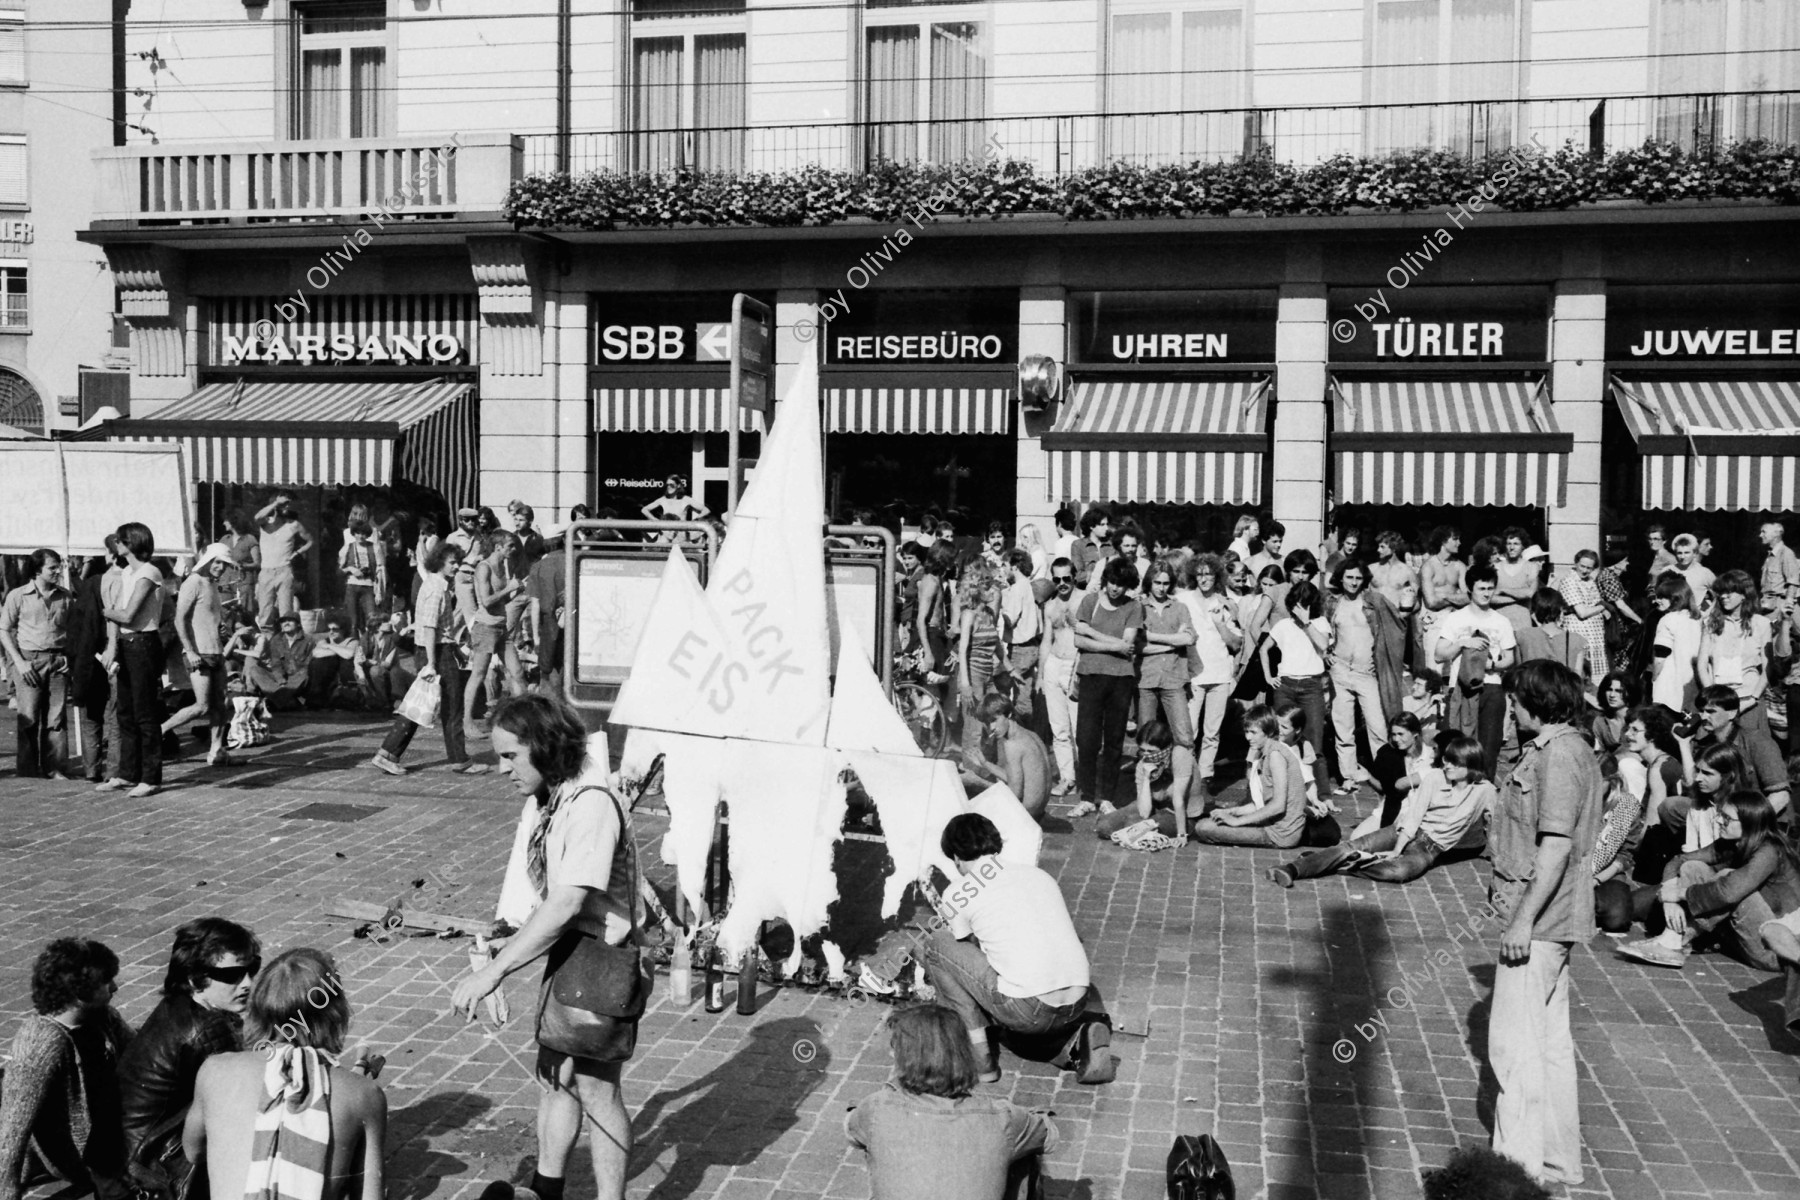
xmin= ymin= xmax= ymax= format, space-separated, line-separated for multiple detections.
xmin=3 ymin=712 xmax=1799 ymax=1200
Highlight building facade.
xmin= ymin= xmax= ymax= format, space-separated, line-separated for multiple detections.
xmin=81 ymin=0 xmax=1800 ymax=573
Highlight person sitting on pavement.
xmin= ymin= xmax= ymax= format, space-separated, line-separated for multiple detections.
xmin=1620 ymin=789 xmax=1800 ymax=971
xmin=1589 ymin=768 xmax=1645 ymax=936
xmin=0 ymin=938 xmax=134 ymax=1200
xmin=1683 ymin=684 xmax=1789 ymax=815
xmin=1366 ymin=713 xmax=1434 ymax=830
xmin=183 ymin=949 xmax=385 ymax=1200
xmin=1761 ymin=906 xmax=1800 ymax=1035
xmin=360 ymin=608 xmax=415 ymax=711
xmin=1188 ymin=705 xmax=1308 ymax=849
xmin=920 ymin=814 xmax=1093 ymax=1085
xmin=306 ymin=614 xmax=372 ymax=709
xmin=241 ymin=612 xmax=314 ymax=710
xmin=117 ymin=918 xmax=259 ymax=1199
xmin=846 ymin=1004 xmax=1057 ymax=1200
xmin=1266 ymin=734 xmax=1491 ymax=887
xmin=969 ymin=692 xmax=1052 ymax=822
xmin=1096 ymin=720 xmax=1193 ymax=850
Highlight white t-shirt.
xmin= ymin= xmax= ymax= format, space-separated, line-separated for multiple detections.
xmin=1430 ymin=604 xmax=1516 ymax=685
xmin=1180 ymin=589 xmax=1235 ymax=686
xmin=946 ymin=862 xmax=1089 ymax=999
xmin=1268 ymin=616 xmax=1329 ymax=678
xmin=121 ymin=561 xmax=165 ymax=633
xmin=1680 ymin=563 xmax=1716 ymax=599
xmin=1652 ymin=612 xmax=1703 ymax=711
xmin=1052 ymin=532 xmax=1076 ymax=566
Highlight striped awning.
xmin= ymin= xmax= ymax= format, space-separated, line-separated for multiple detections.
xmin=1332 ymin=378 xmax=1571 ymax=507
xmin=1612 ymin=377 xmax=1800 ymax=512
xmin=108 ymin=380 xmax=476 ymax=502
xmin=594 ymin=387 xmax=763 ymax=434
xmin=825 ymin=386 xmax=1012 ymax=434
xmin=1042 ymin=378 xmax=1268 ymax=505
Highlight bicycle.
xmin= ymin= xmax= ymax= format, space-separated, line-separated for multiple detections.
xmin=891 ymin=647 xmax=951 ymax=758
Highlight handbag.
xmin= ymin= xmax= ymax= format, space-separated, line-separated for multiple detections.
xmin=1167 ymin=1133 xmax=1235 ymax=1200
xmin=535 ymin=788 xmax=653 ymax=1062
xmin=397 ymin=671 xmax=441 ymax=727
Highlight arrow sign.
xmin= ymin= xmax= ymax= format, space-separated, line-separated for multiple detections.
xmin=696 ymin=322 xmax=731 ymax=362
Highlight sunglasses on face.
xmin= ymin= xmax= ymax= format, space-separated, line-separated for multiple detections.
xmin=1052 ymin=574 xmax=1073 ymax=583
xmin=201 ymin=959 xmax=261 ymax=985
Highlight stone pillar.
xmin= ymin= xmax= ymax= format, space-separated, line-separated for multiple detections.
xmin=1273 ymin=266 xmax=1329 ymax=553
xmin=772 ymin=289 xmax=822 ymax=499
xmin=1015 ymin=286 xmax=1064 ymax=546
xmin=1548 ymin=274 xmax=1606 ymax=570
xmin=471 ymin=236 xmax=557 ymax=513
xmin=548 ymin=290 xmax=592 ymax=519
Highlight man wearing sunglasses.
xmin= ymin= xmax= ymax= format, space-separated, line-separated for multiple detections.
xmin=1039 ymin=558 xmax=1082 ymax=797
xmin=119 ymin=917 xmax=261 ymax=1199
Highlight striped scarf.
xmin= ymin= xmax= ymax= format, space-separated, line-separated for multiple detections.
xmin=526 ymin=782 xmax=573 ymax=898
xmin=243 ymin=1044 xmax=335 ymax=1200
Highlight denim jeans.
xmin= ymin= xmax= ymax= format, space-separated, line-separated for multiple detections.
xmin=256 ymin=564 xmax=297 ymax=627
xmin=921 ymin=929 xmax=1087 ymax=1037
xmin=1187 ymin=680 xmax=1232 ymax=787
xmin=381 ymin=644 xmax=468 ymax=765
xmin=1680 ymin=860 xmax=1781 ymax=971
xmin=1276 ymin=672 xmax=1332 ymax=795
xmin=1330 ymin=664 xmax=1388 ymax=783
xmin=12 ymin=649 xmax=69 ymax=776
xmin=1490 ymin=939 xmax=1582 ymax=1186
xmin=115 ymin=633 xmax=164 ymax=787
xmin=1075 ymin=672 xmax=1134 ymax=805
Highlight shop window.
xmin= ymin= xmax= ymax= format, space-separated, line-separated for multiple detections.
xmin=865 ymin=18 xmax=988 ymax=164
xmin=629 ymin=1 xmax=747 ymax=172
xmin=0 ymin=262 xmax=26 ymax=329
xmin=1367 ymin=0 xmax=1520 ymax=156
xmin=1106 ymin=3 xmax=1246 ymax=166
xmin=1655 ymin=0 xmax=1800 ymax=150
xmin=0 ymin=14 xmax=24 ymax=87
xmin=0 ymin=135 xmax=25 ymax=208
xmin=295 ymin=1 xmax=388 ymax=140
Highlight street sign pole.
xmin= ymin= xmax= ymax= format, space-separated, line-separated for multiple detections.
xmin=726 ymin=294 xmax=773 ymax=516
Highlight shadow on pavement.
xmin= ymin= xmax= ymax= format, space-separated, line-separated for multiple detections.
xmin=385 ymin=1089 xmax=498 ymax=1200
xmin=1727 ymin=974 xmax=1800 ymax=1055
xmin=1466 ymin=962 xmax=1497 ymax=1135
xmin=1268 ymin=902 xmax=1393 ymax=1198
xmin=629 ymin=1015 xmax=830 ymax=1200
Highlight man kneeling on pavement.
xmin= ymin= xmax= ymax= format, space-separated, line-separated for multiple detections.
xmin=920 ymin=814 xmax=1108 ymax=1084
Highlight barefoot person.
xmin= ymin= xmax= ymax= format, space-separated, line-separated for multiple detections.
xmin=454 ymin=693 xmax=644 ymax=1200
xmin=183 ymin=949 xmax=385 ymax=1200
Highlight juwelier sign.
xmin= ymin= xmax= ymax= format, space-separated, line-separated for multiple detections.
xmin=1608 ymin=284 xmax=1800 ymax=359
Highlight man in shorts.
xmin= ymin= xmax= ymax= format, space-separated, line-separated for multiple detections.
xmin=160 ymin=544 xmax=233 ymax=765
xmin=455 ymin=693 xmax=640 ymax=1200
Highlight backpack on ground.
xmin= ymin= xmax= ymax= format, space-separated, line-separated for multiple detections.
xmin=226 ymin=696 xmax=271 ymax=749
xmin=1168 ymin=1133 xmax=1234 ymax=1200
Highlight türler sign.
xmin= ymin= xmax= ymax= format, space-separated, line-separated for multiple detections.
xmin=218 ymin=332 xmax=466 ymax=365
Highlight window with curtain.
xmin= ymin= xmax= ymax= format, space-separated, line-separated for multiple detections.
xmin=1106 ymin=6 xmax=1246 ymax=165
xmin=694 ymin=34 xmax=747 ymax=172
xmin=633 ymin=37 xmax=685 ymax=170
xmin=0 ymin=136 xmax=26 ymax=207
xmin=1655 ymin=0 xmax=1726 ymax=147
xmin=929 ymin=23 xmax=989 ymax=161
xmin=1369 ymin=0 xmax=1440 ymax=153
xmin=295 ymin=2 xmax=387 ymax=140
xmin=1737 ymin=0 xmax=1800 ymax=144
xmin=1447 ymin=0 xmax=1517 ymax=155
xmin=1183 ymin=8 xmax=1246 ymax=161
xmin=1108 ymin=14 xmax=1172 ymax=165
xmin=866 ymin=26 xmax=921 ymax=163
xmin=0 ymin=15 xmax=24 ymax=86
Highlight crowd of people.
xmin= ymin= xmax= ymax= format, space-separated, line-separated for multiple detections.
xmin=11 ymin=493 xmax=1800 ymax=1196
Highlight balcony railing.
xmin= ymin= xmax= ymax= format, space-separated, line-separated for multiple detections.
xmin=92 ymin=135 xmax=524 ymax=225
xmin=521 ymin=90 xmax=1800 ymax=178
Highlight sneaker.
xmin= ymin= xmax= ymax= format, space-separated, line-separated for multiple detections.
xmin=1617 ymin=939 xmax=1687 ymax=969
xmin=127 ymin=783 xmax=159 ymax=799
xmin=1049 ymin=779 xmax=1073 ymax=797
xmin=94 ymin=777 xmax=129 ymax=792
xmin=1265 ymin=866 xmax=1295 ymax=889
xmin=856 ymin=965 xmax=899 ymax=998
xmin=454 ymin=761 xmax=492 ymax=775
xmin=369 ymin=753 xmax=407 ymax=777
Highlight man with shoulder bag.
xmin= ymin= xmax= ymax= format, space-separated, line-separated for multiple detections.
xmin=453 ymin=693 xmax=647 ymax=1200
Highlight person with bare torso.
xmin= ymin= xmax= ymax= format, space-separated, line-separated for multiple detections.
xmin=1419 ymin=526 xmax=1468 ymax=674
xmin=973 ymin=692 xmax=1052 ymax=820
xmin=184 ymin=948 xmax=385 ymax=1200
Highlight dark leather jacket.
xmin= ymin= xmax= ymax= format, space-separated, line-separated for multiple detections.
xmin=116 ymin=993 xmax=242 ymax=1174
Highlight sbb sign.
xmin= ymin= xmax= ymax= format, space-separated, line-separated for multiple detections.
xmin=600 ymin=325 xmax=686 ymax=361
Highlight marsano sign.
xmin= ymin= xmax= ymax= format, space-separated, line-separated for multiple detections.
xmin=219 ymin=332 xmax=466 ymax=365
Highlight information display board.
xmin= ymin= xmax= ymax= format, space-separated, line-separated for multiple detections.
xmin=0 ymin=443 xmax=194 ymax=557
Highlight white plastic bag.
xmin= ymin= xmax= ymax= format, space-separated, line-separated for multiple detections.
xmin=397 ymin=673 xmax=440 ymax=728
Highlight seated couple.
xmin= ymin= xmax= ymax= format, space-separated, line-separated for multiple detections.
xmin=1264 ymin=734 xmax=1492 ymax=888
xmin=920 ymin=814 xmax=1108 ymax=1086
xmin=1099 ymin=701 xmax=1341 ymax=851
